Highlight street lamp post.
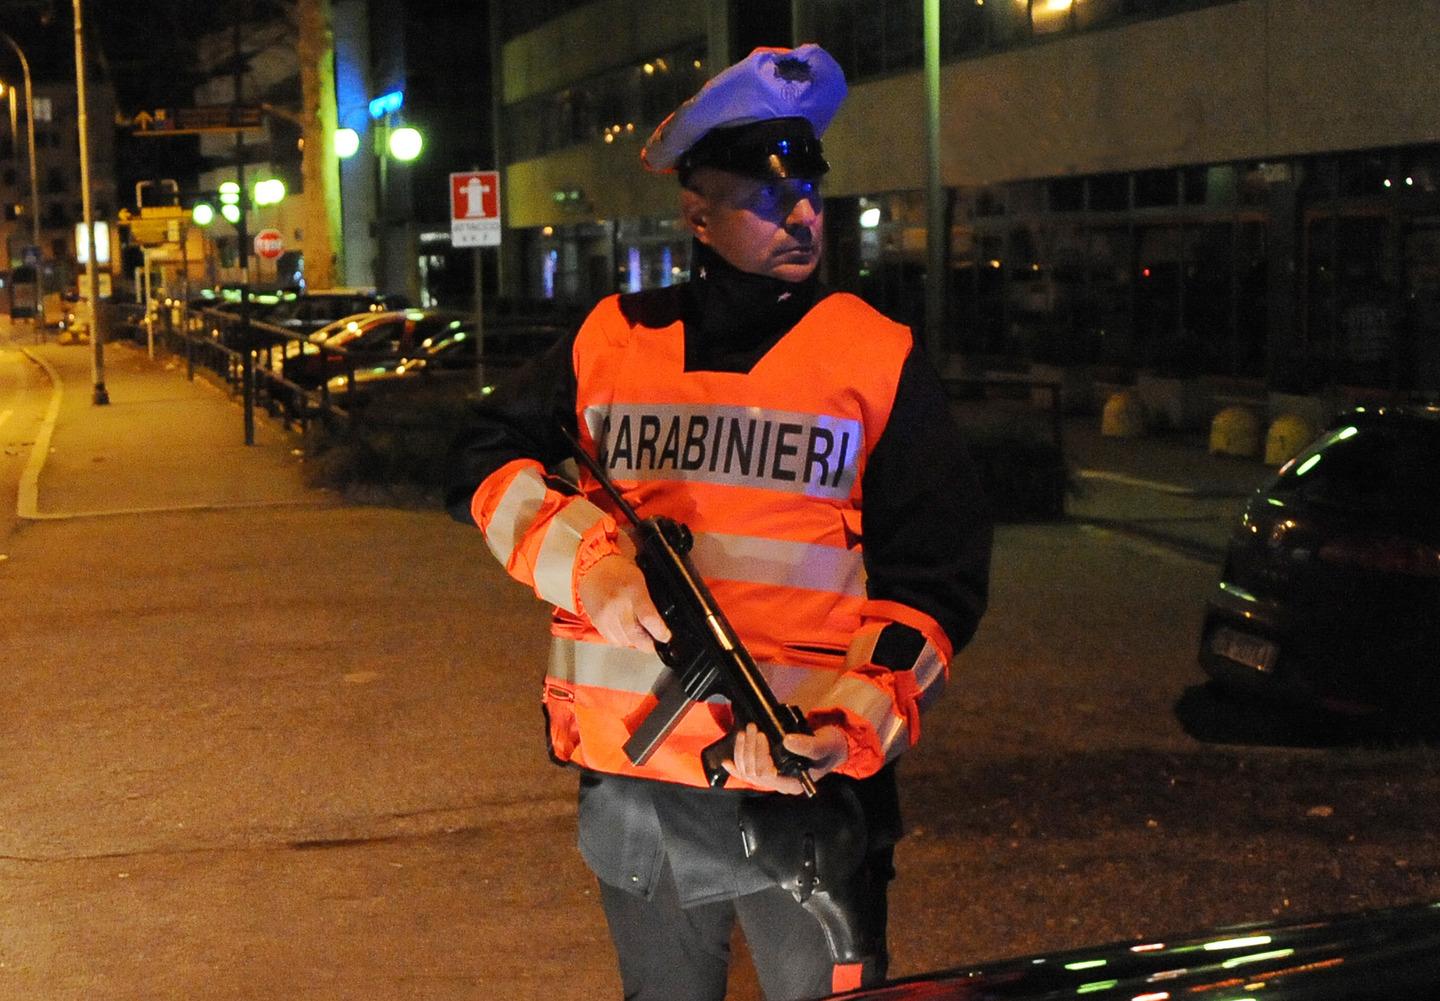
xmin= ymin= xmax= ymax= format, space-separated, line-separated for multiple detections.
xmin=73 ymin=0 xmax=108 ymax=404
xmin=0 ymin=30 xmax=41 ymax=258
xmin=923 ymin=0 xmax=945 ymax=361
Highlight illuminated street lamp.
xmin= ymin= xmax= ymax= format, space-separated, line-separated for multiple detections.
xmin=923 ymin=0 xmax=943 ymax=358
xmin=333 ymin=127 xmax=360 ymax=159
xmin=0 ymin=31 xmax=40 ymax=259
xmin=252 ymin=177 xmax=287 ymax=206
xmin=388 ymin=125 xmax=423 ymax=162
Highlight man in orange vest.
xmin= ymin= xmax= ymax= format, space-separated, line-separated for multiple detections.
xmin=447 ymin=44 xmax=991 ymax=1001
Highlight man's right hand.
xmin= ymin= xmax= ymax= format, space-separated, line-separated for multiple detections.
xmin=577 ymin=553 xmax=672 ymax=651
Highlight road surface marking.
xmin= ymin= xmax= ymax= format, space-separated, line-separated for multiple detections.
xmin=1077 ymin=522 xmax=1217 ymax=566
xmin=1076 ymin=468 xmax=1197 ymax=496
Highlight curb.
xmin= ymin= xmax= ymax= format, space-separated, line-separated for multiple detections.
xmin=16 ymin=346 xmax=62 ymax=521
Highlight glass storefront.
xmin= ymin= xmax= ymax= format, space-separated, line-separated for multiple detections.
xmin=837 ymin=144 xmax=1440 ymax=390
xmin=506 ymin=42 xmax=708 ymax=163
xmin=521 ymin=217 xmax=690 ymax=306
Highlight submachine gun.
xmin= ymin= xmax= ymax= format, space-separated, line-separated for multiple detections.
xmin=561 ymin=425 xmax=882 ymax=966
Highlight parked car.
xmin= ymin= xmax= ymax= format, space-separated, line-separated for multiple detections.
xmin=280 ymin=309 xmax=471 ymax=388
xmin=1198 ymin=404 xmax=1440 ymax=722
xmin=325 ymin=321 xmax=565 ymax=406
xmin=826 ymin=898 xmax=1440 ymax=1000
xmin=264 ymin=288 xmax=408 ymax=335
xmin=192 ymin=287 xmax=296 ymax=345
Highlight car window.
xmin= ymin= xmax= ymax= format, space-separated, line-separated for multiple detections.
xmin=423 ymin=326 xmax=478 ymax=357
xmin=1271 ymin=422 xmax=1440 ymax=517
xmin=352 ymin=318 xmax=408 ymax=350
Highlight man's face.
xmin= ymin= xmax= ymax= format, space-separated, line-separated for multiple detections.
xmin=680 ymin=168 xmax=824 ymax=283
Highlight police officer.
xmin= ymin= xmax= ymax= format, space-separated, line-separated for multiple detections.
xmin=447 ymin=44 xmax=991 ymax=1001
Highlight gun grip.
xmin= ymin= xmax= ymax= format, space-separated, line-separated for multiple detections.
xmin=701 ymin=733 xmax=736 ymax=789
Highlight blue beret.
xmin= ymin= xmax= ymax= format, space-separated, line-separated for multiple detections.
xmin=641 ymin=44 xmax=847 ymax=179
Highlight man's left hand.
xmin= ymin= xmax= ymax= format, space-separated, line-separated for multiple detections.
xmin=722 ymin=723 xmax=848 ymax=795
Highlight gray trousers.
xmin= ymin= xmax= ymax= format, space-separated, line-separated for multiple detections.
xmin=596 ymin=857 xmax=889 ymax=1001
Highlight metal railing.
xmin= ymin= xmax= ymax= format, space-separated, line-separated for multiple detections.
xmin=108 ymin=301 xmax=565 ymax=445
xmin=109 ymin=301 xmax=358 ymax=438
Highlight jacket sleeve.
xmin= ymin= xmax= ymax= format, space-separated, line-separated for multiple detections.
xmin=811 ymin=340 xmax=993 ymax=778
xmin=444 ymin=329 xmax=622 ymax=613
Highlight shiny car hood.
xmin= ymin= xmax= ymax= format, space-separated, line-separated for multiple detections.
xmin=829 ymin=901 xmax=1440 ymax=1000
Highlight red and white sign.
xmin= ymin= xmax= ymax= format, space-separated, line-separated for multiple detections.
xmin=253 ymin=228 xmax=285 ymax=260
xmin=450 ymin=170 xmax=501 ymax=248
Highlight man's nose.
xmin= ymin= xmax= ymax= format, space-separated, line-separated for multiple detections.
xmin=784 ymin=191 xmax=820 ymax=227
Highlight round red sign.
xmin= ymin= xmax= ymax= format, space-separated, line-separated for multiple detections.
xmin=253 ymin=228 xmax=284 ymax=260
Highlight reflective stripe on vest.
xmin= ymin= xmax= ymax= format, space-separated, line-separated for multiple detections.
xmin=912 ymin=641 xmax=947 ymax=714
xmin=547 ymin=636 xmax=912 ymax=761
xmin=485 ymin=466 xmax=607 ymax=613
xmin=845 ymin=624 xmax=949 ymax=716
xmin=548 ymin=637 xmax=843 ymax=709
xmin=691 ymin=531 xmax=865 ymax=596
xmin=532 ymin=497 xmax=608 ymax=611
xmin=484 ymin=466 xmax=548 ymax=568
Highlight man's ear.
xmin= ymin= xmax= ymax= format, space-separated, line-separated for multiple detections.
xmin=679 ymin=187 xmax=710 ymax=244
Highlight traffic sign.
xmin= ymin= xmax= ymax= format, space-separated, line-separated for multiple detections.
xmin=131 ymin=105 xmax=264 ymax=136
xmin=254 ymin=229 xmax=285 ymax=260
xmin=129 ymin=217 xmax=182 ymax=246
xmin=450 ymin=170 xmax=501 ymax=247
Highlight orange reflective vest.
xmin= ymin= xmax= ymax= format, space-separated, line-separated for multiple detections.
xmin=471 ymin=291 xmax=952 ymax=789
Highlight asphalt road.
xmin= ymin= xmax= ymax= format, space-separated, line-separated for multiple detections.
xmin=2 ymin=330 xmax=1438 ymax=1000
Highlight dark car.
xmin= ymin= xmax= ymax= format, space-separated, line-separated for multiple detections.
xmin=189 ymin=287 xmax=297 ymax=345
xmin=325 ymin=320 xmax=564 ymax=406
xmin=826 ymin=899 xmax=1440 ymax=1000
xmin=280 ymin=309 xmax=471 ymax=388
xmin=1198 ymin=405 xmax=1440 ymax=721
xmin=265 ymin=289 xmax=408 ymax=335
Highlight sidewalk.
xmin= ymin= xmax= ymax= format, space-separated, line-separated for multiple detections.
xmin=0 ymin=329 xmax=618 ymax=1001
xmin=16 ymin=334 xmax=324 ymax=520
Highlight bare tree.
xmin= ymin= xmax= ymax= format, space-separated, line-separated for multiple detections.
xmin=297 ymin=0 xmax=340 ymax=288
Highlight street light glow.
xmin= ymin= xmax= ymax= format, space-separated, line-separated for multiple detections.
xmin=221 ymin=203 xmax=241 ymax=224
xmin=192 ymin=203 xmax=214 ymax=226
xmin=389 ymin=126 xmax=423 ymax=161
xmin=334 ymin=127 xmax=360 ymax=158
xmin=252 ymin=178 xmax=287 ymax=206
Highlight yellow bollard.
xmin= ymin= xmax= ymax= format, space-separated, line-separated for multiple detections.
xmin=1101 ymin=390 xmax=1147 ymax=438
xmin=1208 ymin=406 xmax=1262 ymax=458
xmin=1265 ymin=414 xmax=1318 ymax=466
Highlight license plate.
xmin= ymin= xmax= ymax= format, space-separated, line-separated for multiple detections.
xmin=1210 ymin=627 xmax=1278 ymax=673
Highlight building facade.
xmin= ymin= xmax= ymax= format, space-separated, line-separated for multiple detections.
xmin=496 ymin=0 xmax=1440 ymax=397
xmin=495 ymin=0 xmax=791 ymax=308
xmin=1 ymin=78 xmax=117 ymax=297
